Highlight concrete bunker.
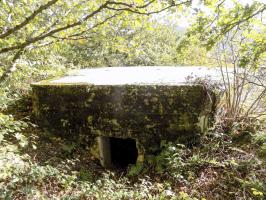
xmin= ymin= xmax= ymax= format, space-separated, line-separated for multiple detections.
xmin=31 ymin=67 xmax=218 ymax=168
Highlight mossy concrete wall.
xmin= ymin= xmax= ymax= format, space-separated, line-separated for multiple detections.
xmin=31 ymin=83 xmax=216 ymax=155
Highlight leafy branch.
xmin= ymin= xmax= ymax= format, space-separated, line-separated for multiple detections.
xmin=0 ymin=0 xmax=59 ymax=39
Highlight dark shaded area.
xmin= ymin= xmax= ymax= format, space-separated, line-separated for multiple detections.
xmin=31 ymin=85 xmax=215 ymax=147
xmin=110 ymin=137 xmax=138 ymax=168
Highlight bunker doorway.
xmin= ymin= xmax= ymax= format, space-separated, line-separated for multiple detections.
xmin=99 ymin=136 xmax=138 ymax=169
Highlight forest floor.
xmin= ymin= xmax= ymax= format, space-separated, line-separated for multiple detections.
xmin=0 ymin=95 xmax=265 ymax=200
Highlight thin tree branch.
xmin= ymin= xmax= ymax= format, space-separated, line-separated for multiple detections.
xmin=107 ymin=0 xmax=156 ymax=9
xmin=215 ymin=5 xmax=266 ymax=41
xmin=0 ymin=48 xmax=24 ymax=82
xmin=0 ymin=0 xmax=59 ymax=39
xmin=66 ymin=12 xmax=121 ymax=39
xmin=0 ymin=2 xmax=110 ymax=54
xmin=106 ymin=0 xmax=190 ymax=15
xmin=244 ymin=88 xmax=266 ymax=117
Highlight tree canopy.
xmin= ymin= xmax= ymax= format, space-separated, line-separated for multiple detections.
xmin=0 ymin=0 xmax=192 ymax=82
xmin=0 ymin=0 xmax=265 ymax=83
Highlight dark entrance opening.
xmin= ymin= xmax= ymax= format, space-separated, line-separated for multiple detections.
xmin=110 ymin=137 xmax=138 ymax=168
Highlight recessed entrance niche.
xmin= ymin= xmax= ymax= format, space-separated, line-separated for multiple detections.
xmin=98 ymin=136 xmax=138 ymax=168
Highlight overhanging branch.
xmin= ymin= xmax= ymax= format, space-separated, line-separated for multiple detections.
xmin=0 ymin=0 xmax=59 ymax=39
xmin=0 ymin=1 xmax=110 ymax=54
xmin=0 ymin=0 xmax=189 ymax=55
xmin=0 ymin=48 xmax=24 ymax=82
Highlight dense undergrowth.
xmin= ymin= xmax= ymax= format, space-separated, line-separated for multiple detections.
xmin=0 ymin=88 xmax=265 ymax=199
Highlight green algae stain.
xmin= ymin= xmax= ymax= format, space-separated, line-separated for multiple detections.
xmin=110 ymin=119 xmax=121 ymax=130
xmin=87 ymin=116 xmax=93 ymax=125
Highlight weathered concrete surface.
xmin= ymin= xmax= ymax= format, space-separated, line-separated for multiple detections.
xmin=31 ymin=67 xmax=217 ymax=160
xmin=50 ymin=66 xmax=222 ymax=85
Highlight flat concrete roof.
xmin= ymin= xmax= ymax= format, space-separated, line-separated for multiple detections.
xmin=33 ymin=66 xmax=223 ymax=86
